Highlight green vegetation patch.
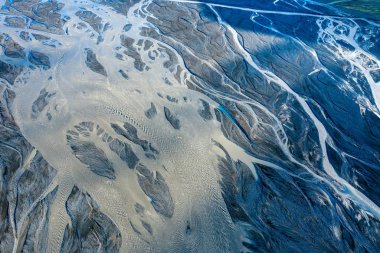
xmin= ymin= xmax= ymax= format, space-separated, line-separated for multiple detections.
xmin=314 ymin=0 xmax=380 ymax=20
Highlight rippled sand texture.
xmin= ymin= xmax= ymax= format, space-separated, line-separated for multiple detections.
xmin=0 ymin=0 xmax=380 ymax=252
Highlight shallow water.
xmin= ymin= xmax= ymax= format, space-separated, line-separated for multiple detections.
xmin=0 ymin=0 xmax=379 ymax=252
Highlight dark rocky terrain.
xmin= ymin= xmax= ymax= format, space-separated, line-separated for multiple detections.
xmin=0 ymin=0 xmax=379 ymax=252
